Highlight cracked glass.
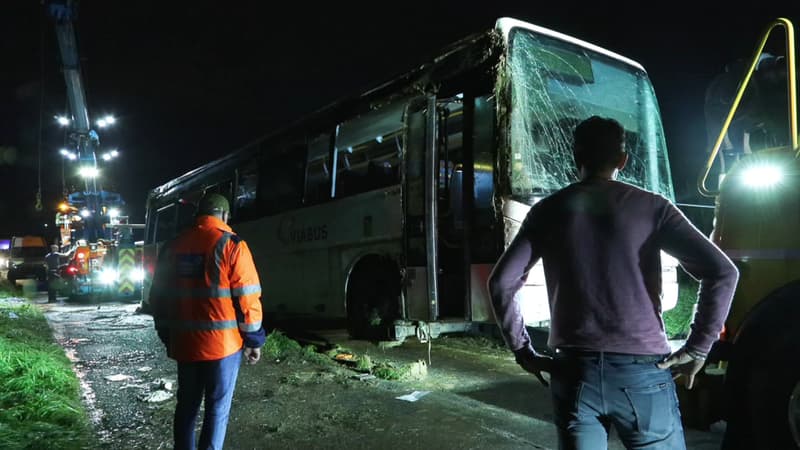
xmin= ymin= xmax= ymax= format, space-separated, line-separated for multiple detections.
xmin=505 ymin=29 xmax=674 ymax=203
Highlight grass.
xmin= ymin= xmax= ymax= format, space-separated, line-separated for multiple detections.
xmin=663 ymin=279 xmax=700 ymax=339
xmin=261 ymin=329 xmax=303 ymax=360
xmin=0 ymin=279 xmax=22 ymax=299
xmin=0 ymin=302 xmax=93 ymax=450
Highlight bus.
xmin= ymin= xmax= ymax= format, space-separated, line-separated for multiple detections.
xmin=141 ymin=17 xmax=678 ymax=342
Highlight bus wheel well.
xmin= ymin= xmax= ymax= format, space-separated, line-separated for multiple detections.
xmin=345 ymin=254 xmax=401 ymax=339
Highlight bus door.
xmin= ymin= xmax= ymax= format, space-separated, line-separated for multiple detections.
xmin=403 ymin=96 xmax=440 ymax=323
xmin=404 ymin=94 xmax=482 ymax=326
xmin=403 ymin=93 xmax=497 ymax=330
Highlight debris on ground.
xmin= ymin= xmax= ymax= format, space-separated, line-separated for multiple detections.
xmin=104 ymin=374 xmax=131 ymax=382
xmin=152 ymin=378 xmax=174 ymax=391
xmin=140 ymin=390 xmax=173 ymax=403
xmin=395 ymin=390 xmax=431 ymax=402
xmin=352 ymin=373 xmax=376 ymax=381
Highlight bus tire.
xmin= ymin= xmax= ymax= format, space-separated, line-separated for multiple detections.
xmin=346 ymin=255 xmax=400 ymax=340
xmin=720 ymin=280 xmax=800 ymax=450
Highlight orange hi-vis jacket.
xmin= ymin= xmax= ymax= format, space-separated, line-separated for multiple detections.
xmin=150 ymin=215 xmax=265 ymax=362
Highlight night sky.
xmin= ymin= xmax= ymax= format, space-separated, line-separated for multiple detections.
xmin=1 ymin=1 xmax=797 ymax=239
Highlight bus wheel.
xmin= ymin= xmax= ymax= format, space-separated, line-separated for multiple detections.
xmin=721 ymin=281 xmax=800 ymax=450
xmin=346 ymin=255 xmax=400 ymax=340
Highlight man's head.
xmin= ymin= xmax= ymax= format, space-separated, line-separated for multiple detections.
xmin=573 ymin=116 xmax=627 ymax=177
xmin=50 ymin=244 xmax=59 ymax=253
xmin=197 ymin=193 xmax=230 ymax=222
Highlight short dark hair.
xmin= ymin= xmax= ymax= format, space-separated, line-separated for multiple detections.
xmin=573 ymin=116 xmax=625 ymax=172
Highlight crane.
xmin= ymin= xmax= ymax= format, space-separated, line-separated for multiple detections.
xmin=46 ymin=0 xmax=124 ymax=244
xmin=44 ymin=0 xmax=142 ymax=302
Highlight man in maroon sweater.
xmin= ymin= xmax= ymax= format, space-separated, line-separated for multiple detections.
xmin=488 ymin=116 xmax=738 ymax=449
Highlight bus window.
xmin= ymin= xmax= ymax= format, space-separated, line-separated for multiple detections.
xmin=176 ymin=200 xmax=197 ymax=231
xmin=235 ymin=161 xmax=259 ymax=220
xmin=304 ymin=156 xmax=330 ymax=205
xmin=333 ymin=103 xmax=404 ymax=198
xmin=258 ymin=148 xmax=306 ymax=215
xmin=154 ymin=204 xmax=176 ymax=243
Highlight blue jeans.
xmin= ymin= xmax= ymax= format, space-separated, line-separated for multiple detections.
xmin=550 ymin=350 xmax=685 ymax=450
xmin=174 ymin=351 xmax=242 ymax=450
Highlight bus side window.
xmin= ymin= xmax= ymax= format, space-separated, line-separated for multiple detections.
xmin=258 ymin=151 xmax=306 ymax=216
xmin=304 ymin=157 xmax=330 ymax=205
xmin=235 ymin=163 xmax=259 ymax=220
xmin=154 ymin=204 xmax=176 ymax=243
xmin=176 ymin=201 xmax=196 ymax=232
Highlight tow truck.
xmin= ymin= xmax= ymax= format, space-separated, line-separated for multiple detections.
xmin=46 ymin=0 xmax=144 ymax=302
xmin=683 ymin=17 xmax=799 ymax=449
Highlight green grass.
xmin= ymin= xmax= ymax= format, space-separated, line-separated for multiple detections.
xmin=261 ymin=329 xmax=303 ymax=360
xmin=663 ymin=279 xmax=699 ymax=339
xmin=0 ymin=280 xmax=22 ymax=299
xmin=0 ymin=303 xmax=93 ymax=450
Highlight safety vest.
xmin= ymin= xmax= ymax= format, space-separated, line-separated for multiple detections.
xmin=150 ymin=215 xmax=263 ymax=362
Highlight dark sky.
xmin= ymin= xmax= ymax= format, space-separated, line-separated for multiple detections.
xmin=1 ymin=1 xmax=797 ymax=238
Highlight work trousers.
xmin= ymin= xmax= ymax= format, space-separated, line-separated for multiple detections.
xmin=174 ymin=350 xmax=242 ymax=450
xmin=47 ymin=271 xmax=58 ymax=303
xmin=551 ymin=350 xmax=686 ymax=450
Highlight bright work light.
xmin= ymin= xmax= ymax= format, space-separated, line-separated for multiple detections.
xmin=79 ymin=166 xmax=100 ymax=178
xmin=741 ymin=164 xmax=783 ymax=188
xmin=99 ymin=268 xmax=119 ymax=285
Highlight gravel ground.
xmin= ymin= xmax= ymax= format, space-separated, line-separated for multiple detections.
xmin=32 ymin=296 xmax=725 ymax=450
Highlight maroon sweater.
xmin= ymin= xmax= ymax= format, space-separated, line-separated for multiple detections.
xmin=488 ymin=179 xmax=738 ymax=355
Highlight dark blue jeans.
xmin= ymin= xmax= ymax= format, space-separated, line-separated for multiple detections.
xmin=174 ymin=351 xmax=242 ymax=450
xmin=551 ymin=350 xmax=685 ymax=450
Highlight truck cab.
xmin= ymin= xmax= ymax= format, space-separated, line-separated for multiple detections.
xmin=7 ymin=236 xmax=49 ymax=285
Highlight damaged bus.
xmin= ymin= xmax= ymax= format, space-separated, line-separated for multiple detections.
xmin=141 ymin=17 xmax=678 ymax=342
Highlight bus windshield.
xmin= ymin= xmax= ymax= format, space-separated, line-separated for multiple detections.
xmin=506 ymin=28 xmax=674 ymax=202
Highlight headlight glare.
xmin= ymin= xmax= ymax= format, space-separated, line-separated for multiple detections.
xmin=741 ymin=164 xmax=784 ymax=188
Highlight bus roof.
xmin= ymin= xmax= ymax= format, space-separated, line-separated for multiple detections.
xmin=149 ymin=17 xmax=646 ymax=201
xmin=494 ymin=18 xmax=645 ymax=72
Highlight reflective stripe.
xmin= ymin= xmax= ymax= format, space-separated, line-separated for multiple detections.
xmin=167 ymin=319 xmax=238 ymax=331
xmin=166 ymin=286 xmax=232 ymax=299
xmin=239 ymin=321 xmax=262 ymax=332
xmin=725 ymin=248 xmax=800 ymax=260
xmin=210 ymin=232 xmax=232 ymax=285
xmin=231 ymin=285 xmax=261 ymax=297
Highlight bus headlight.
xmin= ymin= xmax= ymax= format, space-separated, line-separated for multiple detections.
xmin=99 ymin=269 xmax=119 ymax=285
xmin=741 ymin=164 xmax=784 ymax=188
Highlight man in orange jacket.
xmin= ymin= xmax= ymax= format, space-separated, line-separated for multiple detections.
xmin=150 ymin=192 xmax=265 ymax=450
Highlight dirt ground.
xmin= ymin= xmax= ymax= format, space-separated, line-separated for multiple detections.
xmin=35 ymin=296 xmax=726 ymax=450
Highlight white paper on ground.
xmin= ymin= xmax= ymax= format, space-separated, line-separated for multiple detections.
xmin=104 ymin=374 xmax=131 ymax=382
xmin=395 ymin=390 xmax=430 ymax=402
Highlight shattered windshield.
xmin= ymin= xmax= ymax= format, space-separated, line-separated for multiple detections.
xmin=505 ymin=29 xmax=674 ymax=202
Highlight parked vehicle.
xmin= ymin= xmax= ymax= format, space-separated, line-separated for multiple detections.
xmin=7 ymin=236 xmax=48 ymax=285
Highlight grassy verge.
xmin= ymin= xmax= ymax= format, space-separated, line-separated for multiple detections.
xmin=663 ymin=279 xmax=699 ymax=339
xmin=0 ymin=302 xmax=93 ymax=450
xmin=0 ymin=279 xmax=22 ymax=299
